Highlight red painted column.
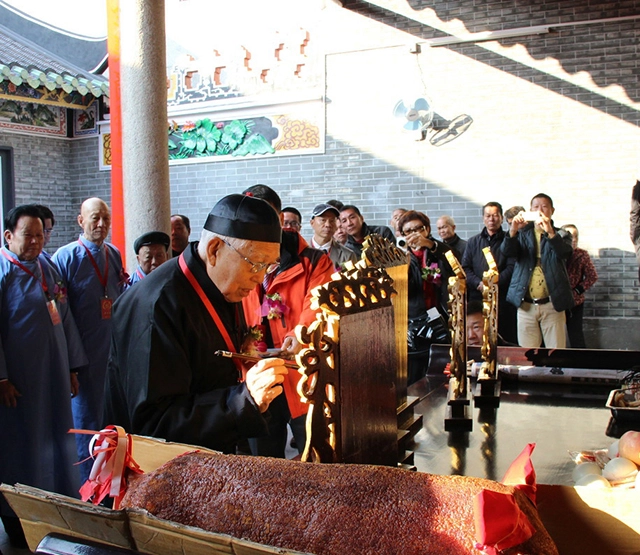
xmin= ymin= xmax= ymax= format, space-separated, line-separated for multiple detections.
xmin=106 ymin=0 xmax=126 ymax=266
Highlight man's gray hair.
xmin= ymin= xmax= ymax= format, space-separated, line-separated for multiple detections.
xmin=438 ymin=215 xmax=456 ymax=227
xmin=197 ymin=229 xmax=251 ymax=258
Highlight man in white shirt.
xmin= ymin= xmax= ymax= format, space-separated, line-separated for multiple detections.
xmin=309 ymin=203 xmax=358 ymax=270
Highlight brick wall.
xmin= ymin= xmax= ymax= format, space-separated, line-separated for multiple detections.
xmin=68 ymin=136 xmax=111 ymax=212
xmin=332 ymin=0 xmax=640 ymax=346
xmin=0 ymin=131 xmax=74 ymax=251
xmin=2 ymin=0 xmax=639 ymax=348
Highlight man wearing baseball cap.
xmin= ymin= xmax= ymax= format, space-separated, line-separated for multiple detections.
xmin=104 ymin=194 xmax=289 ymax=454
xmin=128 ymin=231 xmax=170 ymax=285
xmin=309 ymin=203 xmax=358 ymax=270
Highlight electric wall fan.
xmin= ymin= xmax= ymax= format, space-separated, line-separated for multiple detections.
xmin=393 ymin=96 xmax=473 ymax=146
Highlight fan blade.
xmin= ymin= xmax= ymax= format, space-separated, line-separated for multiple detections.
xmin=393 ymin=100 xmax=410 ymax=119
xmin=448 ymin=114 xmax=473 ymax=135
xmin=404 ymin=120 xmax=423 ymax=131
xmin=413 ymin=97 xmax=430 ymax=111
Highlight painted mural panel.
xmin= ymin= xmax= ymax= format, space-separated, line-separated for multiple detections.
xmin=0 ymin=98 xmax=66 ymax=135
xmin=99 ymin=106 xmax=323 ymax=170
xmin=74 ymin=104 xmax=98 ymax=137
xmin=0 ymin=80 xmax=96 ymax=109
xmin=168 ymin=113 xmax=321 ymax=161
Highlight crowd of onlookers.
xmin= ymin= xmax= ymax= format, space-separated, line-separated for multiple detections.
xmin=280 ymin=195 xmax=598 ymax=353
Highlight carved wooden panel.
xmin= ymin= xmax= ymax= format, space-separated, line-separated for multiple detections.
xmin=338 ymin=306 xmax=398 ymax=466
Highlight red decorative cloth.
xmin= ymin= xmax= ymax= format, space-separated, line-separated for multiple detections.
xmin=72 ymin=425 xmax=143 ymax=509
xmin=501 ymin=442 xmax=537 ymax=504
xmin=473 ymin=443 xmax=538 ymax=554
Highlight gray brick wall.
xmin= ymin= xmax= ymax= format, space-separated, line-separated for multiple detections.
xmin=0 ymin=133 xmax=112 ymax=249
xmin=2 ymin=0 xmax=640 ymax=348
xmin=334 ymin=0 xmax=640 ymax=348
xmin=0 ymin=131 xmax=74 ymax=251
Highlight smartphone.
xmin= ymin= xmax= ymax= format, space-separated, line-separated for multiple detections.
xmin=521 ymin=211 xmax=540 ymax=221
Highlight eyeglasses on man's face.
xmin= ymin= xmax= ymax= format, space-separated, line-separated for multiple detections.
xmin=221 ymin=238 xmax=279 ymax=274
xmin=401 ymin=225 xmax=426 ymax=237
xmin=283 ymin=220 xmax=301 ymax=230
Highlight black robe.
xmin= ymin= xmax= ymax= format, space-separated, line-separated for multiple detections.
xmin=103 ymin=243 xmax=268 ymax=452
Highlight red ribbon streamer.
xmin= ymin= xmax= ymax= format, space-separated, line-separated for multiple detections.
xmin=473 ymin=489 xmax=536 ymax=555
xmin=71 ymin=425 xmax=143 ymax=509
xmin=501 ymin=442 xmax=537 ymax=505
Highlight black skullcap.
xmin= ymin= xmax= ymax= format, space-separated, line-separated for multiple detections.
xmin=134 ymin=231 xmax=170 ymax=254
xmin=204 ymin=194 xmax=282 ymax=243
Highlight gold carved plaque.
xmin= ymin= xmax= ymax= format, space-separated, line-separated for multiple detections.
xmin=311 ymin=263 xmax=396 ymax=316
xmin=297 ymin=263 xmax=397 ymax=462
xmin=445 ymin=251 xmax=467 ymax=399
xmin=479 ymin=247 xmax=499 ymax=380
xmin=362 ymin=233 xmax=408 ymax=268
xmin=295 ymin=315 xmax=340 ymax=463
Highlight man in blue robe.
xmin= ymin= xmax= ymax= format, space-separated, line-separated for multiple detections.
xmin=52 ymin=198 xmax=128 ymax=482
xmin=0 ymin=205 xmax=87 ymax=548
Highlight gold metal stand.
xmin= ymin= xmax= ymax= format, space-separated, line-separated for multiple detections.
xmin=444 ymin=251 xmax=472 ymax=431
xmin=474 ymin=248 xmax=501 ymax=407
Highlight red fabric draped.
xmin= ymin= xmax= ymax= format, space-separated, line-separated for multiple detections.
xmin=473 ymin=443 xmax=538 ymax=554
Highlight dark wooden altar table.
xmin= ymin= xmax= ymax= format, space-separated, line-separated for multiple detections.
xmin=407 ymin=376 xmax=629 ymax=485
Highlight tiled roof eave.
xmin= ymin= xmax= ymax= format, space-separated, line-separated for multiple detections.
xmin=0 ymin=61 xmax=109 ymax=98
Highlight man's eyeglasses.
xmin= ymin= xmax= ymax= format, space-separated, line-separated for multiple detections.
xmin=44 ymin=228 xmax=54 ymax=235
xmin=401 ymin=225 xmax=426 ymax=236
xmin=221 ymin=238 xmax=279 ymax=274
xmin=283 ymin=220 xmax=301 ymax=230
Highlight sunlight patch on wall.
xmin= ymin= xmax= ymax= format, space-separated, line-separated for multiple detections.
xmin=325 ymin=28 xmax=639 ymax=254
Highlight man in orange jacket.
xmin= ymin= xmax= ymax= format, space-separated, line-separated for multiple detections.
xmin=242 ymin=185 xmax=335 ymax=458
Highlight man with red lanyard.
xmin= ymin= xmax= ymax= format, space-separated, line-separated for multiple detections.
xmin=103 ymin=194 xmax=288 ymax=455
xmin=242 ymin=185 xmax=335 ymax=459
xmin=0 ymin=205 xmax=87 ymax=548
xmin=52 ymin=197 xmax=128 ymax=483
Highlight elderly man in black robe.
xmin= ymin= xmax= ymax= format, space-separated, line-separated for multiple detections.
xmin=103 ymin=194 xmax=288 ymax=453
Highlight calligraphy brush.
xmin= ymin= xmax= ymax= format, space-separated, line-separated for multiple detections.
xmin=214 ymin=350 xmax=300 ymax=369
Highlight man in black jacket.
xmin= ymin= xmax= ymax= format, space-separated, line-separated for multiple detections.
xmin=340 ymin=204 xmax=395 ymax=256
xmin=461 ymin=202 xmax=517 ymax=344
xmin=436 ymin=215 xmax=467 ymax=262
xmin=501 ymin=193 xmax=573 ymax=348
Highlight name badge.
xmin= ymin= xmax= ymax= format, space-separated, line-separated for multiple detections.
xmin=47 ymin=299 xmax=62 ymax=326
xmin=101 ymin=297 xmax=113 ymax=320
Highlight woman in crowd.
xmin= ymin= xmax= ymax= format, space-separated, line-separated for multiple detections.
xmin=398 ymin=210 xmax=453 ymax=384
xmin=561 ymin=224 xmax=598 ymax=348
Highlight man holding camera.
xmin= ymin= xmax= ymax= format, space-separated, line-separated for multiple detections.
xmin=501 ymin=193 xmax=574 ymax=348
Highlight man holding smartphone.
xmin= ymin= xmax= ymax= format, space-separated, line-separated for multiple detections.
xmin=501 ymin=193 xmax=574 ymax=348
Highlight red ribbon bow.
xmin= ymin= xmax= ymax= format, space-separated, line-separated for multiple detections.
xmin=72 ymin=425 xmax=143 ymax=509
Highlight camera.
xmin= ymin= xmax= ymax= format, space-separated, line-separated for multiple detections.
xmin=396 ymin=237 xmax=407 ymax=250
